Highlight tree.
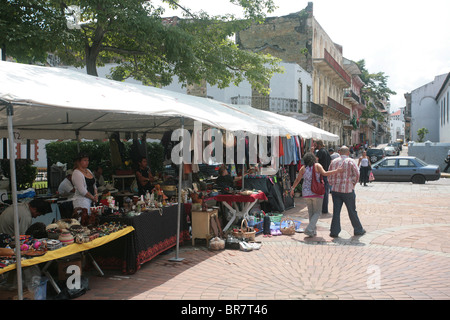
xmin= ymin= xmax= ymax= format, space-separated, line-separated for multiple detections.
xmin=2 ymin=0 xmax=282 ymax=94
xmin=357 ymin=59 xmax=397 ymax=103
xmin=417 ymin=127 xmax=429 ymax=142
xmin=356 ymin=59 xmax=396 ymax=123
xmin=0 ymin=0 xmax=66 ymax=62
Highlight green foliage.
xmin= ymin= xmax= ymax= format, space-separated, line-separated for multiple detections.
xmin=417 ymin=127 xmax=429 ymax=142
xmin=45 ymin=140 xmax=113 ymax=177
xmin=357 ymin=59 xmax=397 ymax=102
xmin=2 ymin=0 xmax=281 ymax=95
xmin=45 ymin=140 xmax=165 ymax=179
xmin=0 ymin=0 xmax=67 ymax=63
xmin=1 ymin=159 xmax=37 ymax=190
xmin=147 ymin=142 xmax=164 ymax=174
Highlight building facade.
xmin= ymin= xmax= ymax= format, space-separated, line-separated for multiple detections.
xmin=437 ymin=73 xmax=450 ymax=143
xmin=235 ymin=2 xmax=367 ymax=145
xmin=390 ymin=108 xmax=405 ymax=142
xmin=407 ymin=73 xmax=447 ymax=142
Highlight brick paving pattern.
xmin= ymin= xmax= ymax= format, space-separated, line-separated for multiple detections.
xmin=77 ymin=156 xmax=450 ymax=300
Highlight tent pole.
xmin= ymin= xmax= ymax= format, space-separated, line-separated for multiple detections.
xmin=169 ymin=117 xmax=184 ymax=262
xmin=6 ymin=104 xmax=23 ymax=300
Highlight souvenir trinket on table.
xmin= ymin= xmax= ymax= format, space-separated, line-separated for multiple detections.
xmin=59 ymin=230 xmax=74 ymax=245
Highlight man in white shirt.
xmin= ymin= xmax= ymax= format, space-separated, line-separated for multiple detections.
xmin=58 ymin=170 xmax=75 ymax=197
xmin=0 ymin=199 xmax=52 ymax=236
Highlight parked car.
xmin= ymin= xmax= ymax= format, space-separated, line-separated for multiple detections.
xmin=366 ymin=148 xmax=385 ymax=163
xmin=387 ymin=143 xmax=401 ymax=153
xmin=371 ymin=156 xmax=441 ymax=184
xmin=384 ymin=146 xmax=398 ymax=156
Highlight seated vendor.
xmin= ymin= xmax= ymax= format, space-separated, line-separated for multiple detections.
xmin=58 ymin=169 xmax=75 ymax=197
xmin=216 ymin=165 xmax=242 ymax=190
xmin=135 ymin=156 xmax=155 ymax=196
xmin=0 ymin=199 xmax=52 ymax=236
xmin=94 ymin=166 xmax=106 ymax=191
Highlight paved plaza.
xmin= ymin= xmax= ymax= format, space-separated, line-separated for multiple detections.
xmin=77 ymin=171 xmax=450 ymax=301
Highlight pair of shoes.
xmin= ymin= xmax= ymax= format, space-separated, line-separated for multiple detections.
xmin=263 ymin=233 xmax=272 ymax=238
xmin=305 ymin=233 xmax=316 ymax=238
xmin=354 ymin=230 xmax=366 ymax=236
xmin=239 ymin=241 xmax=253 ymax=252
xmin=271 ymin=229 xmax=281 ymax=236
xmin=247 ymin=241 xmax=261 ymax=250
xmin=295 ymin=227 xmax=305 ymax=233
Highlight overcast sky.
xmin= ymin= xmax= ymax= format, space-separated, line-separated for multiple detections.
xmin=157 ymin=0 xmax=450 ymax=112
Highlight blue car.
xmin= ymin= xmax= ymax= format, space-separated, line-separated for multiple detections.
xmin=371 ymin=156 xmax=441 ymax=184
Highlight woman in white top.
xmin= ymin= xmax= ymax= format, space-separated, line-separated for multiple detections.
xmin=71 ymin=153 xmax=98 ymax=212
xmin=358 ymin=151 xmax=371 ymax=186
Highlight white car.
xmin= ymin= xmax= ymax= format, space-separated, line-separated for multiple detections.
xmin=384 ymin=146 xmax=398 ymax=156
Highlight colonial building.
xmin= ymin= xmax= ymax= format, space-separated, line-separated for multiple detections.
xmin=235 ymin=2 xmax=359 ymax=145
xmin=390 ymin=109 xmax=405 ymax=142
xmin=406 ymin=73 xmax=448 ymax=142
xmin=437 ymin=73 xmax=450 ymax=143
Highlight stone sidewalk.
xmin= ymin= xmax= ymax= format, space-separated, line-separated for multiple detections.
xmin=76 ymin=176 xmax=450 ymax=301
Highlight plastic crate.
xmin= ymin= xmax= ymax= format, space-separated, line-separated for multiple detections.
xmin=253 ymin=220 xmax=264 ymax=235
xmin=268 ymin=213 xmax=283 ymax=223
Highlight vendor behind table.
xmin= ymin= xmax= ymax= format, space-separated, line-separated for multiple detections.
xmin=57 ymin=169 xmax=75 ymax=197
xmin=135 ymin=156 xmax=155 ymax=196
xmin=71 ymin=152 xmax=98 ymax=212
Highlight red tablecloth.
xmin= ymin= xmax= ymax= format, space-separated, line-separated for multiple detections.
xmin=213 ymin=192 xmax=268 ymax=204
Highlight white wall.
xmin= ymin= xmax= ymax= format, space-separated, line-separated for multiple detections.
xmin=438 ymin=77 xmax=450 ymax=143
xmin=410 ymin=74 xmax=447 ymax=142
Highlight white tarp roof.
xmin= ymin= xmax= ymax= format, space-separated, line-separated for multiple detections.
xmin=0 ymin=61 xmax=283 ymax=139
xmin=234 ymin=105 xmax=339 ymax=141
xmin=0 ymin=61 xmax=338 ymax=142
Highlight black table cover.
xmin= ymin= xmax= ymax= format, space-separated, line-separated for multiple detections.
xmin=91 ymin=204 xmax=190 ymax=274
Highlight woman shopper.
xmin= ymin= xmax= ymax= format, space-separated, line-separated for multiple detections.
xmin=72 ymin=152 xmax=98 ymax=212
xmin=357 ymin=151 xmax=371 ymax=186
xmin=290 ymin=153 xmax=343 ymax=237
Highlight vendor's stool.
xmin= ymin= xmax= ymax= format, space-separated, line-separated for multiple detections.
xmin=191 ymin=209 xmax=218 ymax=247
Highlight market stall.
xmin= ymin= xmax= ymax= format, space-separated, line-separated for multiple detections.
xmin=91 ymin=205 xmax=189 ymax=274
xmin=0 ymin=61 xmax=339 ymax=299
xmin=0 ymin=223 xmax=134 ymax=295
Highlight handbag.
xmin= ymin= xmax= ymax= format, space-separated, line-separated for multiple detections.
xmin=311 ymin=165 xmax=325 ymax=195
xmin=369 ymin=171 xmax=375 ymax=181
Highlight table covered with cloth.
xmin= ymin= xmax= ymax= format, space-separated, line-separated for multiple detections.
xmin=212 ymin=191 xmax=268 ymax=231
xmin=0 ymin=226 xmax=135 ymax=275
xmin=92 ymin=204 xmax=190 ymax=274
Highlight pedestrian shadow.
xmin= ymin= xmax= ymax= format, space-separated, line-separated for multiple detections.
xmin=290 ymin=234 xmax=367 ymax=247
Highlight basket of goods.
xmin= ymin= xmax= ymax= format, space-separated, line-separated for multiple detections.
xmin=209 ymin=237 xmax=225 ymax=251
xmin=47 ymin=239 xmax=62 ymax=251
xmin=280 ymin=217 xmax=296 ymax=236
xmin=59 ymin=230 xmax=74 ymax=246
xmin=232 ymin=219 xmax=256 ymax=241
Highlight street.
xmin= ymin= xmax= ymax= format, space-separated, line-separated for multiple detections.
xmin=77 ymin=171 xmax=450 ymax=300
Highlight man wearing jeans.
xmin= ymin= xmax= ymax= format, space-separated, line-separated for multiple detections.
xmin=327 ymin=146 xmax=366 ymax=237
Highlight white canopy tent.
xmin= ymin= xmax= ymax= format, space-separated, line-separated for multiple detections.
xmin=0 ymin=61 xmax=338 ymax=299
xmin=233 ymin=104 xmax=339 ymax=142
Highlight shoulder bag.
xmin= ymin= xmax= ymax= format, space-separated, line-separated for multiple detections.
xmin=311 ymin=164 xmax=325 ymax=195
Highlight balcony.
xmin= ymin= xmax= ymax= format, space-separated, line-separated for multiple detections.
xmin=306 ymin=102 xmax=323 ymax=118
xmin=230 ymin=96 xmax=298 ymax=112
xmin=343 ymin=120 xmax=354 ymax=129
xmin=343 ymin=89 xmax=360 ymax=105
xmin=327 ymin=97 xmax=351 ymax=118
xmin=313 ymin=49 xmax=351 ymax=88
xmin=230 ymin=96 xmax=323 ymax=118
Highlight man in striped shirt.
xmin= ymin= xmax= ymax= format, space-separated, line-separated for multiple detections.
xmin=328 ymin=146 xmax=366 ymax=237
